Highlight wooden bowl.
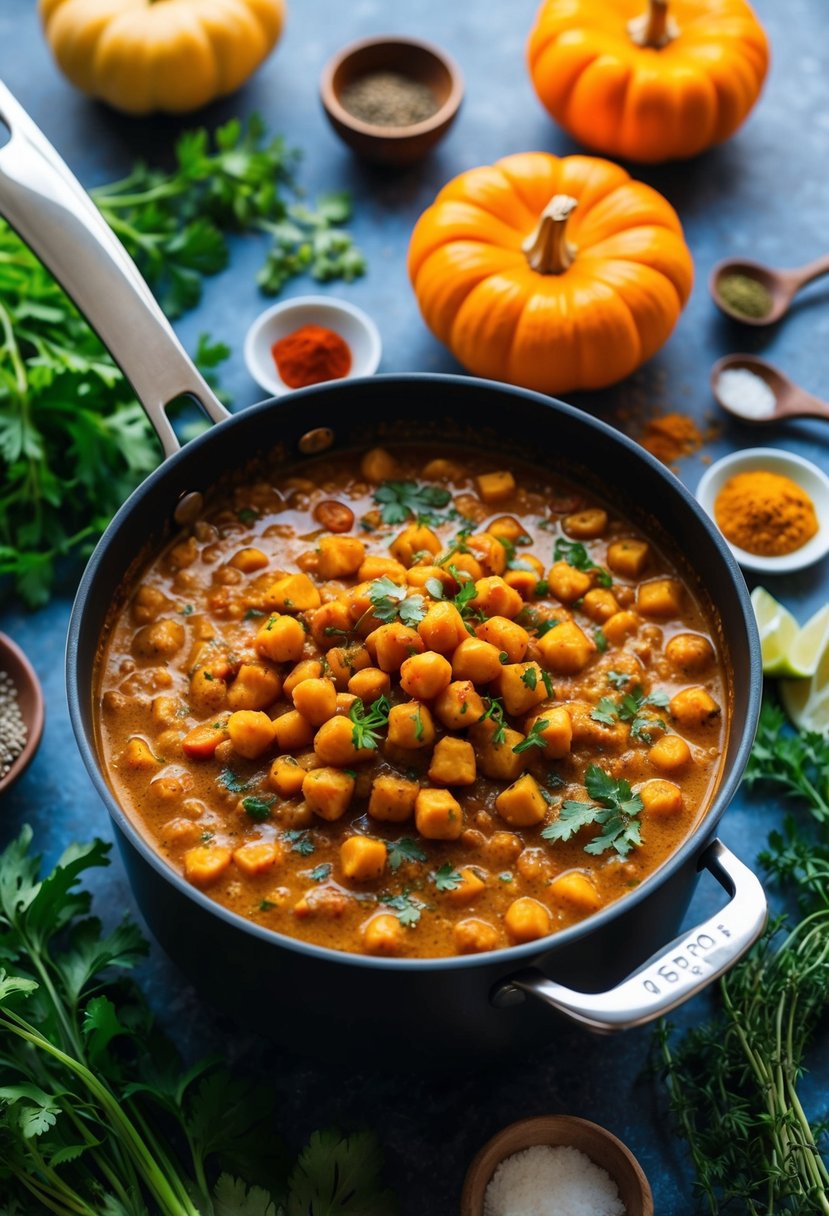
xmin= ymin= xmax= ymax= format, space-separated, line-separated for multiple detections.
xmin=460 ymin=1115 xmax=653 ymax=1216
xmin=0 ymin=632 xmax=44 ymax=795
xmin=320 ymin=35 xmax=463 ymax=166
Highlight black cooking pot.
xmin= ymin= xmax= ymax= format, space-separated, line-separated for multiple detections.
xmin=0 ymin=85 xmax=766 ymax=1060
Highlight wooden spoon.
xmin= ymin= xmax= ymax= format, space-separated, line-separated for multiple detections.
xmin=710 ymin=354 xmax=829 ymax=425
xmin=710 ymin=253 xmax=829 ymax=326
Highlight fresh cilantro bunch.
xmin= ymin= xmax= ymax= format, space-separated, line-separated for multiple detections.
xmin=0 ymin=828 xmax=396 ymax=1216
xmin=1 ymin=115 xmax=365 ymax=608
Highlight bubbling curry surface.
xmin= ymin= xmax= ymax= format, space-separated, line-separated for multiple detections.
xmin=96 ymin=445 xmax=728 ymax=959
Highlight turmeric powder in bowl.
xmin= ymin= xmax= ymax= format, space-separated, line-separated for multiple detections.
xmin=714 ymin=469 xmax=818 ymax=556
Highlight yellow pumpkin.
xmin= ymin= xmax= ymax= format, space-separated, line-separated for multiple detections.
xmin=39 ymin=0 xmax=286 ymax=115
xmin=527 ymin=0 xmax=769 ymax=163
xmin=407 ymin=152 xmax=693 ymax=396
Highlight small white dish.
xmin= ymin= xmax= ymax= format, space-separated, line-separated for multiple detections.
xmin=696 ymin=447 xmax=829 ymax=574
xmin=244 ymin=295 xmax=381 ymax=397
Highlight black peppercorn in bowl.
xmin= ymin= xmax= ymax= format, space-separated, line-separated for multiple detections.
xmin=320 ymin=35 xmax=463 ymax=166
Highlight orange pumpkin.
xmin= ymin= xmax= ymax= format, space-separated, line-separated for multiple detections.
xmin=407 ymin=152 xmax=693 ymax=395
xmin=527 ymin=0 xmax=769 ymax=163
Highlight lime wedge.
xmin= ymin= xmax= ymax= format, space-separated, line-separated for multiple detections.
xmin=779 ymin=603 xmax=829 ymax=732
xmin=750 ymin=587 xmax=805 ymax=677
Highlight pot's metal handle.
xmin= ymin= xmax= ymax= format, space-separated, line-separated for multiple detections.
xmin=0 ymin=81 xmax=229 ymax=458
xmin=492 ymin=840 xmax=767 ymax=1032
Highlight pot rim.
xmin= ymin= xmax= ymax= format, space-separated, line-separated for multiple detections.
xmin=66 ymin=372 xmax=762 ymax=976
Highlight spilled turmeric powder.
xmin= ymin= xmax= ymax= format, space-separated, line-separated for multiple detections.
xmin=714 ymin=470 xmax=818 ymax=556
xmin=639 ymin=413 xmax=704 ymax=464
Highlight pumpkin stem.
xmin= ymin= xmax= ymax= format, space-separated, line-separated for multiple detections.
xmin=628 ymin=0 xmax=679 ymax=49
xmin=522 ymin=194 xmax=578 ymax=275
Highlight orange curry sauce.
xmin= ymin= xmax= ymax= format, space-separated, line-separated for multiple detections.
xmin=96 ymin=446 xmax=727 ymax=959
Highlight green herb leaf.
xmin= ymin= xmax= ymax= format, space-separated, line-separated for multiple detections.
xmin=284 ymin=830 xmax=316 ymax=856
xmin=309 ymin=864 xmax=332 ymax=883
xmin=386 ymin=837 xmax=427 ymax=872
xmin=513 ymin=719 xmax=550 ymax=754
xmin=481 ymin=697 xmax=507 ymax=745
xmin=242 ymin=795 xmax=275 ymax=821
xmin=553 ymin=538 xmax=612 ymax=587
xmin=433 ymin=864 xmax=463 ymax=892
xmin=373 ymin=481 xmax=451 ymax=526
xmin=383 ymin=892 xmax=423 ymax=928
xmin=286 ymin=1129 xmax=397 ymax=1216
xmin=349 ymin=694 xmax=391 ymax=751
xmin=521 ymin=666 xmax=538 ymax=691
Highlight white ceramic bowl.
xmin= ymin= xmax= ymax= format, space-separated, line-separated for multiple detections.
xmin=244 ymin=295 xmax=381 ymax=397
xmin=696 ymin=447 xmax=829 ymax=574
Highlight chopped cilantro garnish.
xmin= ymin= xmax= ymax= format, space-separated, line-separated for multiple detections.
xmin=542 ymin=764 xmax=643 ymax=857
xmin=365 ymin=577 xmax=426 ymax=628
xmin=242 ymin=794 xmax=275 ymax=821
xmin=244 ymin=607 xmax=266 ymax=620
xmin=373 ymin=480 xmax=451 ymax=525
xmin=521 ymin=666 xmax=538 ymax=691
xmin=349 ymin=694 xmax=391 ymax=750
xmin=236 ymin=507 xmax=258 ymax=524
xmin=481 ymin=697 xmax=507 ymax=744
xmin=536 ymin=618 xmax=560 ymax=638
xmin=433 ymin=864 xmax=463 ymax=892
xmin=284 ymin=830 xmax=315 ymax=856
xmin=217 ymin=768 xmax=252 ymax=794
xmin=594 ymin=628 xmax=608 ymax=652
xmin=386 ymin=837 xmax=428 ymax=872
xmin=310 ymin=863 xmax=332 ymax=882
xmin=554 ymin=537 xmax=612 ymax=588
xmin=383 ymin=891 xmax=424 ymax=927
xmin=513 ymin=719 xmax=549 ymax=754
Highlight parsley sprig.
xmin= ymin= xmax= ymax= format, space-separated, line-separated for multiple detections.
xmin=372 ymin=480 xmax=452 ymax=525
xmin=543 ymin=764 xmax=643 ymax=856
xmin=0 ymin=828 xmax=396 ymax=1214
xmin=349 ymin=694 xmax=391 ymax=750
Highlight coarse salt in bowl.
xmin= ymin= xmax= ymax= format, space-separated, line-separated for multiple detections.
xmin=695 ymin=447 xmax=829 ymax=575
xmin=460 ymin=1115 xmax=653 ymax=1216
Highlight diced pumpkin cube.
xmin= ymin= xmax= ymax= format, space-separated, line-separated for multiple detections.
xmin=255 ymin=614 xmax=306 ymax=662
xmin=360 ymin=447 xmax=398 ymax=483
xmin=637 ymin=578 xmax=683 ymax=618
xmin=227 ymin=662 xmax=282 ymax=711
xmin=453 ymin=918 xmax=500 ymax=954
xmin=638 ymin=778 xmax=684 ymax=818
xmin=472 ymin=721 xmax=527 ymax=782
xmin=581 ymin=588 xmax=620 ymax=623
xmin=524 ymin=707 xmax=573 ymax=759
xmin=233 ymin=840 xmax=282 ymax=876
xmin=504 ymin=566 xmax=544 ymax=599
xmin=475 ymin=616 xmax=528 ymax=662
xmin=269 ymin=754 xmax=306 ymax=797
xmin=227 ymin=710 xmax=276 ymax=759
xmin=229 ymin=547 xmax=269 ymax=573
xmin=428 ymin=737 xmax=476 ymax=786
xmin=433 ymin=680 xmax=486 ymax=730
xmin=182 ymin=720 xmax=229 ymax=760
xmin=189 ymin=668 xmax=227 ymax=714
xmin=272 ymin=709 xmax=314 ymax=752
xmin=497 ymin=662 xmax=549 ymax=716
xmin=466 ymin=533 xmax=507 ymax=576
xmin=417 ymin=602 xmax=469 ymax=653
xmin=415 ymin=788 xmax=464 ymax=840
xmin=318 ymin=536 xmax=366 ymax=580
xmin=325 ymin=644 xmax=371 ymax=689
xmin=183 ymin=845 xmax=232 ymax=887
xmin=476 ymin=470 xmax=515 ymax=503
xmin=443 ymin=867 xmax=486 ymax=906
xmin=268 ymin=572 xmax=321 ymax=613
xmin=387 ymin=701 xmax=435 ymax=749
xmin=362 ymin=777 xmax=417 ymax=825
xmin=495 ymin=773 xmax=547 ymax=827
xmin=362 ymin=912 xmax=405 ymax=955
xmin=407 ymin=564 xmax=452 ymax=590
xmin=445 ymin=552 xmax=483 ymax=581
xmin=607 ymin=539 xmax=650 ymax=579
xmin=291 ymin=677 xmax=338 ymax=726
xmin=549 ymin=872 xmax=602 ymax=914
xmin=309 ymin=600 xmax=354 ymax=650
xmin=470 ymin=576 xmax=523 ymax=618
xmin=283 ymin=659 xmax=324 ymax=698
xmin=547 ymin=561 xmax=593 ymax=604
xmin=314 ymin=715 xmax=376 ymax=766
xmin=303 ymin=767 xmax=355 ymax=821
xmin=348 ymin=666 xmax=391 ymax=703
xmin=122 ymin=737 xmax=159 ymax=770
xmin=648 ymin=735 xmax=692 ymax=772
xmin=340 ymin=836 xmax=387 ymax=880
xmin=601 ymin=611 xmax=640 ymax=646
xmin=390 ymin=524 xmax=441 ymax=567
xmin=504 ymin=896 xmax=552 ymax=943
xmin=451 ymin=637 xmax=504 ymax=684
xmin=366 ymin=623 xmax=425 ymax=672
xmin=399 ymin=651 xmax=453 ymax=700
xmin=487 ymin=515 xmax=530 ymax=543
xmin=358 ymin=555 xmax=408 ymax=584
xmin=669 ymin=686 xmax=721 ymax=728
xmin=563 ymin=508 xmax=608 ymax=539
xmin=536 ymin=620 xmax=595 ymax=674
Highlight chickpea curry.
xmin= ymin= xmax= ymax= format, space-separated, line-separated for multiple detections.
xmin=96 ymin=446 xmax=728 ymax=959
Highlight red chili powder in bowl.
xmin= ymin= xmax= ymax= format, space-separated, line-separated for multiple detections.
xmin=271 ymin=323 xmax=352 ymax=388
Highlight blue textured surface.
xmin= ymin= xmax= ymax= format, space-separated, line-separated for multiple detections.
xmin=1 ymin=0 xmax=828 ymax=1210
